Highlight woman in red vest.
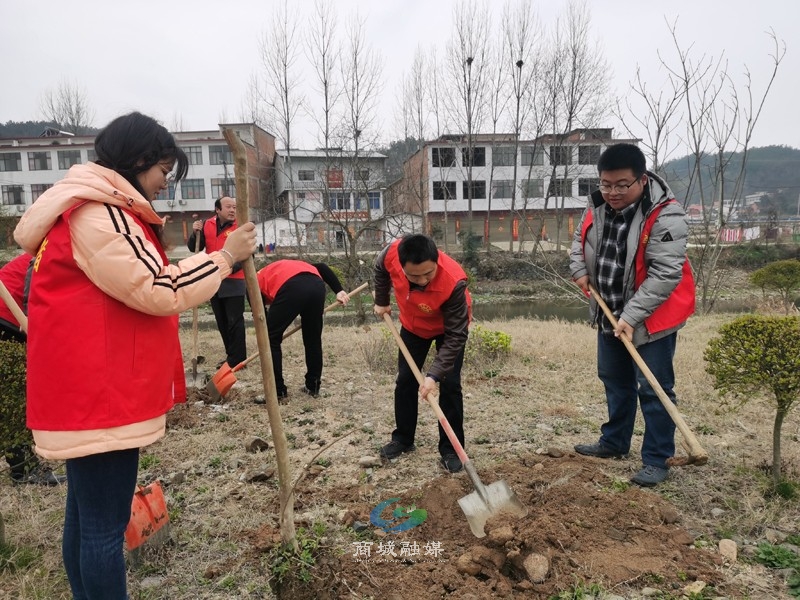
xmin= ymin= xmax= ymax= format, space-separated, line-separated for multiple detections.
xmin=14 ymin=112 xmax=256 ymax=600
xmin=256 ymin=260 xmax=349 ymax=398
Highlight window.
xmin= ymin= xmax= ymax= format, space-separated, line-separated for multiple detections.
xmin=462 ymin=180 xmax=486 ymax=199
xmin=2 ymin=185 xmax=24 ymax=205
xmin=492 ymin=180 xmax=513 ymax=198
xmin=521 ymin=146 xmax=544 ymax=166
xmin=368 ymin=191 xmax=380 ymax=209
xmin=184 ymin=145 xmax=203 ymax=165
xmin=86 ymin=148 xmax=97 ymax=162
xmin=329 ymin=192 xmax=349 ymax=210
xmin=432 ymin=181 xmax=456 ymax=200
xmin=493 ymin=146 xmax=515 ymax=167
xmin=57 ymin=150 xmax=81 ymax=170
xmin=522 ymin=179 xmax=544 ymax=198
xmin=28 ymin=151 xmax=52 ymax=171
xmin=0 ymin=152 xmax=22 ymax=172
xmin=578 ymin=177 xmax=600 ymax=196
xmin=209 ymin=144 xmax=232 ymax=165
xmin=180 ymin=179 xmax=205 ymax=199
xmin=431 ymin=147 xmax=456 ymax=168
xmin=549 ymin=146 xmax=572 ymax=166
xmin=578 ymin=145 xmax=601 ymax=165
xmin=461 ymin=146 xmax=486 ymax=167
xmin=157 ymin=184 xmax=176 ymax=201
xmin=298 ymin=170 xmax=315 ymax=181
xmin=548 ymin=178 xmax=573 ymax=197
xmin=31 ymin=183 xmax=52 ymax=201
xmin=211 ymin=178 xmax=235 ymax=198
xmin=357 ymin=169 xmax=370 ymax=181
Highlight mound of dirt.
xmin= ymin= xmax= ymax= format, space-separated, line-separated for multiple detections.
xmin=247 ymin=453 xmax=727 ymax=599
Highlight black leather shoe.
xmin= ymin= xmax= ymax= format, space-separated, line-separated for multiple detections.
xmin=12 ymin=469 xmax=66 ymax=486
xmin=574 ymin=442 xmax=626 ymax=459
xmin=379 ymin=440 xmax=415 ymax=460
xmin=300 ymin=386 xmax=319 ymax=398
xmin=439 ymin=453 xmax=463 ymax=474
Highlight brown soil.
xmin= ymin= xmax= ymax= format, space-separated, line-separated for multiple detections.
xmin=2 ymin=309 xmax=797 ymax=599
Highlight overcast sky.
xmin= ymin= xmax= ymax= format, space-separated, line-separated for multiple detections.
xmin=1 ymin=0 xmax=796 ymax=154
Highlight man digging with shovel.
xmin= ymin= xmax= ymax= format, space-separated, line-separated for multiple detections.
xmin=373 ymin=234 xmax=471 ymax=474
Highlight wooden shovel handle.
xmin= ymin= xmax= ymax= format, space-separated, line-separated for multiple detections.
xmin=231 ymin=282 xmax=369 ymax=374
xmin=380 ymin=312 xmax=470 ymax=466
xmin=588 ymin=285 xmax=708 ymax=465
xmin=0 ymin=280 xmax=27 ymax=333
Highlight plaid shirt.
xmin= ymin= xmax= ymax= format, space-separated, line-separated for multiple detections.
xmin=595 ymin=196 xmax=644 ymax=333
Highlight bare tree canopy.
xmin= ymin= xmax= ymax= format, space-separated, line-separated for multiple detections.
xmin=39 ymin=79 xmax=95 ymax=135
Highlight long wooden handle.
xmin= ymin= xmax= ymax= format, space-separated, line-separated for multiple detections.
xmin=231 ymin=282 xmax=369 ymax=374
xmin=380 ymin=312 xmax=470 ymax=466
xmin=191 ymin=214 xmax=201 ymax=364
xmin=0 ymin=280 xmax=27 ymax=333
xmin=588 ymin=285 xmax=708 ymax=464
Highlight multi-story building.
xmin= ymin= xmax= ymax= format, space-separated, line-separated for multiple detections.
xmin=0 ymin=123 xmax=276 ymax=247
xmin=387 ymin=128 xmax=636 ymax=249
xmin=270 ymin=148 xmax=387 ymax=250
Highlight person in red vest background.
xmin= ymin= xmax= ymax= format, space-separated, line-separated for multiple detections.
xmin=569 ymin=143 xmax=695 ymax=488
xmin=256 ymin=260 xmax=349 ymax=400
xmin=0 ymin=252 xmax=66 ymax=485
xmin=189 ymin=196 xmax=247 ymax=368
xmin=373 ymin=234 xmax=472 ymax=474
xmin=14 ymin=112 xmax=257 ymax=599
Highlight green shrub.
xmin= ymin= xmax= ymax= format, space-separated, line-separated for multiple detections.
xmin=0 ymin=340 xmax=31 ymax=453
xmin=704 ymin=315 xmax=800 ymax=487
xmin=466 ymin=325 xmax=512 ymax=361
xmin=750 ymin=259 xmax=800 ymax=313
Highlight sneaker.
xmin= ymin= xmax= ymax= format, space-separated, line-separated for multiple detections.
xmin=574 ymin=442 xmax=626 ymax=459
xmin=300 ymin=386 xmax=319 ymax=398
xmin=439 ymin=453 xmax=463 ymax=474
xmin=379 ymin=440 xmax=415 ymax=460
xmin=630 ymin=465 xmax=669 ymax=487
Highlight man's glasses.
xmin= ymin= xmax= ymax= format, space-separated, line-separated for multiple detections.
xmin=597 ymin=180 xmax=640 ymax=194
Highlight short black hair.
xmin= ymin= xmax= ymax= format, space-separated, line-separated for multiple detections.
xmin=215 ymin=196 xmax=234 ymax=211
xmin=597 ymin=143 xmax=647 ymax=179
xmin=397 ymin=234 xmax=438 ymax=265
xmin=94 ymin=112 xmax=188 ymax=199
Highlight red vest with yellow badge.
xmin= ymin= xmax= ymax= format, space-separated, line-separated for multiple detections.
xmin=385 ymin=241 xmax=472 ymax=338
xmin=0 ymin=253 xmax=31 ymax=327
xmin=26 ymin=206 xmax=186 ymax=431
xmin=203 ymin=217 xmax=244 ymax=280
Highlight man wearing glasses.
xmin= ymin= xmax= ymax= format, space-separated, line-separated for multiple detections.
xmin=569 ymin=143 xmax=695 ymax=487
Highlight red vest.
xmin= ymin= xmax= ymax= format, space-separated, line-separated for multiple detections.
xmin=26 ymin=207 xmax=186 ymax=431
xmin=580 ymin=200 xmax=695 ymax=334
xmin=0 ymin=253 xmax=31 ymax=326
xmin=203 ymin=217 xmax=244 ymax=280
xmin=256 ymin=260 xmax=319 ymax=303
xmin=385 ymin=242 xmax=472 ymax=338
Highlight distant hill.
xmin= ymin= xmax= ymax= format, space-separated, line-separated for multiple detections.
xmin=0 ymin=120 xmax=100 ymax=138
xmin=660 ymin=145 xmax=800 ymax=213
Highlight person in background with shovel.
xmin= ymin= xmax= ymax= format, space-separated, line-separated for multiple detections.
xmin=569 ymin=143 xmax=695 ymax=488
xmin=0 ymin=253 xmax=66 ymax=486
xmin=13 ymin=112 xmax=257 ymax=600
xmin=256 ymin=259 xmax=350 ymax=399
xmin=373 ymin=234 xmax=471 ymax=474
xmin=187 ymin=196 xmax=247 ymax=369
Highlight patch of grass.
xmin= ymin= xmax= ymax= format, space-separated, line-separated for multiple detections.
xmin=267 ymin=524 xmax=327 ymax=585
xmin=0 ymin=542 xmax=40 ymax=572
xmin=548 ymin=579 xmax=604 ymax=599
xmin=753 ymin=543 xmax=800 ymax=570
xmin=215 ymin=413 xmax=230 ymax=423
xmin=139 ymin=454 xmax=160 ymax=470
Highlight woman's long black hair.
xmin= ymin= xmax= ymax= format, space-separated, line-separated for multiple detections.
xmin=94 ymin=112 xmax=189 ymax=246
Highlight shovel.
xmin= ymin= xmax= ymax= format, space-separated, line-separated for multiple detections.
xmin=186 ymin=217 xmax=206 ymax=388
xmin=205 ymin=282 xmax=369 ymax=402
xmin=588 ymin=285 xmax=708 ymax=467
xmin=125 ymin=480 xmax=170 ymax=565
xmin=380 ymin=312 xmax=527 ymax=538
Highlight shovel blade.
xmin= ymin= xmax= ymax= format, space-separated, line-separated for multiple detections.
xmin=204 ymin=362 xmax=236 ymax=402
xmin=457 ymin=480 xmax=528 ymax=538
xmin=125 ymin=482 xmax=170 ymax=551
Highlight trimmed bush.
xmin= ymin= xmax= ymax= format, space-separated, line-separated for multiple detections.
xmin=0 ymin=340 xmax=30 ymax=454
